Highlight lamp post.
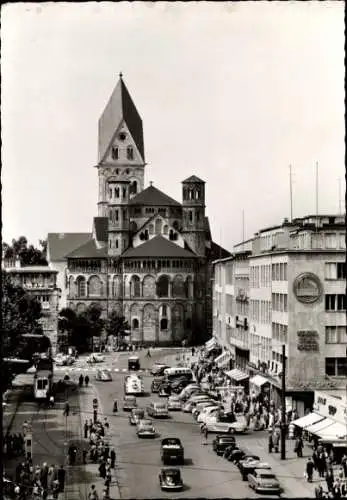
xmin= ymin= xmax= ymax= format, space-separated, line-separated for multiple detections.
xmin=280 ymin=343 xmax=286 ymax=460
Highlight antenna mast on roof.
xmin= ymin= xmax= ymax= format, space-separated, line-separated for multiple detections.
xmin=242 ymin=210 xmax=245 ymax=243
xmin=315 ymin=161 xmax=319 ymax=230
xmin=289 ymin=165 xmax=293 ymax=222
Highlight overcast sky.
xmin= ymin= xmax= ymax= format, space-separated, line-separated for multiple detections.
xmin=1 ymin=2 xmax=345 ymax=252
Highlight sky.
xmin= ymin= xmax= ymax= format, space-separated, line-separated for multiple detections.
xmin=1 ymin=2 xmax=345 ymax=252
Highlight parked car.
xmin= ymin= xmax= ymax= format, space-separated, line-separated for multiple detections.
xmin=96 ymin=369 xmax=113 ymax=382
xmin=151 ymin=377 xmax=165 ymax=393
xmin=158 ymin=383 xmax=171 ymax=397
xmin=123 ymin=396 xmax=137 ymax=412
xmin=158 ymin=468 xmax=183 ymax=491
xmin=177 ymin=384 xmax=201 ymax=401
xmin=248 ymin=469 xmax=281 ymax=494
xmin=203 ymin=416 xmax=248 ymax=434
xmin=168 ymin=396 xmax=182 ymax=411
xmin=87 ymin=353 xmax=105 ymax=363
xmin=161 ymin=438 xmax=184 ymax=465
xmin=170 ymin=377 xmax=192 ymax=394
xmin=223 ymin=447 xmax=247 ymax=463
xmin=147 ymin=401 xmax=169 ymax=418
xmin=128 ymin=356 xmax=140 ymax=371
xmin=137 ymin=419 xmax=156 ymax=438
xmin=197 ymin=406 xmax=221 ymax=423
xmin=193 ymin=401 xmax=222 ymax=419
xmin=237 ymin=454 xmax=261 ymax=469
xmin=129 ymin=408 xmax=145 ymax=425
xmin=150 ymin=363 xmax=170 ymax=376
xmin=239 ymin=459 xmax=272 ymax=481
xmin=212 ymin=435 xmax=237 ymax=456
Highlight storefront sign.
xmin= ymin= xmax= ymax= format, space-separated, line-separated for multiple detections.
xmin=297 ymin=330 xmax=319 ymax=352
xmin=293 ymin=273 xmax=322 ymax=304
xmin=313 ymin=390 xmax=347 ymax=424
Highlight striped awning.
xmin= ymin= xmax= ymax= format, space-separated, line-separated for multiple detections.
xmin=205 ymin=338 xmax=219 ymax=352
xmin=305 ymin=418 xmax=336 ymax=436
xmin=224 ymin=368 xmax=249 ymax=382
xmin=215 ymin=350 xmax=232 ymax=368
xmin=292 ymin=412 xmax=325 ymax=429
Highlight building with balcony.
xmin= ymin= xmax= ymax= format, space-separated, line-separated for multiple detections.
xmin=213 ymin=214 xmax=346 ymax=413
xmin=2 ymin=258 xmax=60 ymax=353
xmin=47 ymin=74 xmax=230 ymax=346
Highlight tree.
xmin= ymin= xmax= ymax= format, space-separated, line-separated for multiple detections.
xmin=3 ymin=236 xmax=48 ymax=266
xmin=58 ymin=304 xmax=105 ymax=352
xmin=105 ymin=311 xmax=130 ymax=345
xmin=1 ymin=270 xmax=44 ymax=357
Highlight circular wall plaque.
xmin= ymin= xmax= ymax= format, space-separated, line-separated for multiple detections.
xmin=293 ymin=273 xmax=322 ymax=304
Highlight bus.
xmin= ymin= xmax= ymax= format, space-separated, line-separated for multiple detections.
xmin=163 ymin=367 xmax=195 ymax=383
xmin=124 ymin=374 xmax=145 ymax=396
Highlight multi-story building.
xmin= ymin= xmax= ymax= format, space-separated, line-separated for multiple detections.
xmin=2 ymin=257 xmax=60 ymax=353
xmin=47 ymin=74 xmax=230 ymax=346
xmin=213 ymin=214 xmax=346 ymax=413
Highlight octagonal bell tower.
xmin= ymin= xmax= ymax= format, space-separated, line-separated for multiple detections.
xmin=181 ymin=175 xmax=206 ymax=256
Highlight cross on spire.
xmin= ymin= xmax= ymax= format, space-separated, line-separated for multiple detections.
xmin=150 ymin=181 xmax=153 ymax=186
xmin=119 ymin=71 xmax=123 ymax=79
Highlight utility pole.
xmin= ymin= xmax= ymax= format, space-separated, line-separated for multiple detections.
xmin=281 ymin=343 xmax=286 ymax=460
xmin=289 ymin=165 xmax=293 ymax=222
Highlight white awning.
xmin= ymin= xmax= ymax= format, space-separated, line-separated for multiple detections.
xmin=12 ymin=374 xmax=34 ymax=388
xmin=292 ymin=412 xmax=325 ymax=429
xmin=305 ymin=417 xmax=336 ymax=436
xmin=215 ymin=351 xmax=232 ymax=368
xmin=224 ymin=368 xmax=249 ymax=382
xmin=205 ymin=338 xmax=217 ymax=350
xmin=318 ymin=422 xmax=347 ymax=441
xmin=250 ymin=375 xmax=269 ymax=387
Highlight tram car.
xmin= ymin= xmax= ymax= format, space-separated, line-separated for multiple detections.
xmin=34 ymin=369 xmax=53 ymax=400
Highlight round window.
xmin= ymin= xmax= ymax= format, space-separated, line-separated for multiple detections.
xmin=119 ymin=132 xmax=126 ymax=141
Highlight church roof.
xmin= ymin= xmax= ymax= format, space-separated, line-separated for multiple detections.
xmin=204 ymin=217 xmax=212 ymax=241
xmin=93 ymin=217 xmax=108 ymax=243
xmin=98 ymin=75 xmax=144 ymax=162
xmin=208 ymin=241 xmax=232 ymax=261
xmin=47 ymin=233 xmax=92 ymax=261
xmin=65 ymin=239 xmax=107 ymax=259
xmin=129 ymin=185 xmax=181 ymax=207
xmin=182 ymin=175 xmax=205 ymax=183
xmin=122 ymin=236 xmax=196 ymax=258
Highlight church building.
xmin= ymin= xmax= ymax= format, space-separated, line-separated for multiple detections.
xmin=47 ymin=74 xmax=230 ymax=346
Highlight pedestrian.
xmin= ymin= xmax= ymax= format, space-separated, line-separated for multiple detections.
xmin=64 ymin=402 xmax=70 ymax=417
xmin=294 ymin=436 xmax=303 ymax=458
xmin=85 ymin=375 xmax=89 ymax=387
xmin=146 ymin=348 xmax=151 ymax=358
xmin=83 ymin=449 xmax=88 ymax=464
xmin=84 ymin=420 xmax=89 ymax=439
xmin=52 ymin=479 xmax=60 ymax=499
xmin=113 ymin=400 xmax=118 ymax=413
xmin=315 ymin=485 xmax=324 ymax=499
xmin=306 ymin=457 xmax=314 ymax=482
xmin=99 ymin=461 xmax=106 ymax=479
xmin=326 ymin=469 xmax=334 ymax=493
xmin=68 ymin=445 xmax=77 ymax=465
xmin=57 ymin=465 xmax=66 ymax=492
xmin=110 ymin=449 xmax=116 ymax=468
xmin=203 ymin=425 xmax=209 ymax=444
xmin=104 ymin=417 xmax=109 ymax=430
xmin=333 ymin=480 xmax=342 ymax=499
xmin=79 ymin=374 xmax=84 ymax=387
xmin=341 ymin=454 xmax=347 ymax=478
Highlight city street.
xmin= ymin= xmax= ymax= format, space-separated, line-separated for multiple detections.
xmin=4 ymin=348 xmax=316 ymax=499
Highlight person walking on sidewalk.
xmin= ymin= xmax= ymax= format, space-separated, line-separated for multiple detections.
xmin=64 ymin=402 xmax=70 ymax=417
xmin=88 ymin=484 xmax=99 ymax=500
xmin=294 ymin=436 xmax=304 ymax=458
xmin=341 ymin=454 xmax=347 ymax=478
xmin=306 ymin=457 xmax=314 ymax=482
xmin=57 ymin=465 xmax=66 ymax=493
xmin=84 ymin=420 xmax=89 ymax=439
xmin=110 ymin=449 xmax=116 ymax=468
xmin=84 ymin=375 xmax=89 ymax=387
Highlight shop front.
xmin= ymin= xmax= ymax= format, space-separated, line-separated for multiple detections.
xmin=224 ymin=368 xmax=249 ymax=392
xmin=249 ymin=374 xmax=271 ymax=401
xmin=215 ymin=349 xmax=233 ymax=371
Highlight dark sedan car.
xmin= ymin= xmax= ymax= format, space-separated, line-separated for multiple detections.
xmin=239 ymin=458 xmax=271 ymax=481
xmin=158 ymin=383 xmax=171 ymax=397
xmin=151 ymin=377 xmax=165 ymax=393
xmin=223 ymin=447 xmax=247 ymax=463
xmin=150 ymin=363 xmax=170 ymax=376
xmin=212 ymin=435 xmax=237 ymax=456
xmin=159 ymin=468 xmax=183 ymax=491
xmin=129 ymin=408 xmax=145 ymax=425
xmin=170 ymin=377 xmax=192 ymax=394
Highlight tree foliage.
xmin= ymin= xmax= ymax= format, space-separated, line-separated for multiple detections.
xmin=1 ymin=270 xmax=44 ymax=358
xmin=58 ymin=304 xmax=105 ymax=352
xmin=105 ymin=311 xmax=130 ymax=342
xmin=3 ymin=236 xmax=48 ymax=266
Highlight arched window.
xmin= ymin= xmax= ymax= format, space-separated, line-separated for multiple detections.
xmin=88 ymin=276 xmax=102 ymax=297
xmin=115 ymin=187 xmax=120 ymax=198
xmin=172 ymin=275 xmax=185 ymax=298
xmin=132 ymin=318 xmax=139 ymax=329
xmin=69 ymin=276 xmax=75 ymax=297
xmin=155 ymin=218 xmax=162 ymax=235
xmin=172 ymin=220 xmax=179 ymax=230
xmin=156 ymin=275 xmax=169 ymax=298
xmin=123 ymin=187 xmax=127 ymax=198
xmin=111 ymin=147 xmax=119 ymax=160
xmin=115 ymin=209 xmax=119 ymax=221
xmin=163 ymin=225 xmax=168 ymax=235
xmin=130 ymin=180 xmax=138 ymax=194
xmin=162 ymin=305 xmax=167 ymax=317
xmin=189 ymin=211 xmax=193 ymax=222
xmin=195 ymin=189 xmax=200 ymax=200
xmin=149 ymin=224 xmax=154 ymax=235
xmin=77 ymin=277 xmax=86 ymax=297
xmin=185 ymin=277 xmax=193 ymax=298
xmin=127 ymin=147 xmax=134 ymax=160
xmin=130 ymin=276 xmax=141 ymax=298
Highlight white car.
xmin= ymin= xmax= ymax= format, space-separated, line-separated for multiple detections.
xmin=197 ymin=406 xmax=221 ymax=423
xmin=54 ymin=354 xmax=69 ymax=366
xmin=87 ymin=353 xmax=105 ymax=363
xmin=203 ymin=416 xmax=248 ymax=434
xmin=168 ymin=396 xmax=182 ymax=411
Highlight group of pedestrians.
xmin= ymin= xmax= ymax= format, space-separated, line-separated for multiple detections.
xmin=79 ymin=374 xmax=90 ymax=387
xmin=83 ymin=417 xmax=116 ymax=499
xmin=304 ymin=446 xmax=347 ymax=498
xmin=4 ymin=459 xmax=65 ymax=499
xmin=3 ymin=433 xmax=25 ymax=458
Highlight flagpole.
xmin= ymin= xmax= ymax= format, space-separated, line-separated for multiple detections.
xmin=289 ymin=165 xmax=293 ymax=222
xmin=242 ymin=210 xmax=245 ymax=243
xmin=315 ymin=162 xmax=319 ymax=230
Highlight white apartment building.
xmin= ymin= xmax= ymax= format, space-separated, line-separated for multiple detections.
xmin=213 ymin=214 xmax=346 ymax=411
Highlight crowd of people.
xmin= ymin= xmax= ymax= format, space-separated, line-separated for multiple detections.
xmin=3 ymin=433 xmax=25 ymax=458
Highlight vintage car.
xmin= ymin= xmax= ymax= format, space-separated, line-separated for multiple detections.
xmin=151 ymin=377 xmax=165 ymax=393
xmin=128 ymin=356 xmax=140 ymax=371
xmin=161 ymin=438 xmax=184 ymax=465
xmin=203 ymin=415 xmax=248 ymax=434
xmin=96 ymin=369 xmax=113 ymax=382
xmin=87 ymin=353 xmax=105 ymax=364
xmin=150 ymin=363 xmax=170 ymax=376
xmin=170 ymin=377 xmax=192 ymax=394
xmin=212 ymin=435 xmax=237 ymax=456
xmin=158 ymin=383 xmax=171 ymax=397
xmin=248 ymin=469 xmax=281 ymax=494
xmin=122 ymin=395 xmax=137 ymax=412
xmin=147 ymin=401 xmax=169 ymax=418
xmin=236 ymin=454 xmax=261 ymax=469
xmin=239 ymin=459 xmax=272 ymax=481
xmin=128 ymin=408 xmax=145 ymax=425
xmin=223 ymin=447 xmax=248 ymax=463
xmin=158 ymin=468 xmax=183 ymax=491
xmin=167 ymin=396 xmax=182 ymax=411
xmin=136 ymin=419 xmax=156 ymax=438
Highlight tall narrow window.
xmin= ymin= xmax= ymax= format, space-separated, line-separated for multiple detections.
xmin=115 ymin=210 xmax=119 ymax=221
xmin=127 ymin=147 xmax=134 ymax=160
xmin=123 ymin=187 xmax=127 ymax=198
xmin=189 ymin=211 xmax=193 ymax=222
xmin=111 ymin=147 xmax=119 ymax=160
xmin=115 ymin=187 xmax=120 ymax=198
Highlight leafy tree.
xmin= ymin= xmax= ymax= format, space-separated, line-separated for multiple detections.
xmin=105 ymin=311 xmax=130 ymax=344
xmin=2 ymin=271 xmax=43 ymax=355
xmin=58 ymin=304 xmax=105 ymax=352
xmin=3 ymin=236 xmax=48 ymax=266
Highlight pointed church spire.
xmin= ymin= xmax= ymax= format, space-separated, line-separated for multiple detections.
xmin=98 ymin=74 xmax=145 ymax=163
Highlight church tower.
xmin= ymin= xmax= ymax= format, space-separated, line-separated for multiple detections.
xmin=96 ymin=73 xmax=146 ymax=219
xmin=181 ymin=175 xmax=206 ymax=256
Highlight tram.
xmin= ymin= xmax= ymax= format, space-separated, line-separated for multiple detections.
xmin=33 ymin=354 xmax=54 ymax=400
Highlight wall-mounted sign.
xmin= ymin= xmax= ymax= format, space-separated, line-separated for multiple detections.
xmin=297 ymin=330 xmax=319 ymax=352
xmin=314 ymin=390 xmax=347 ymax=425
xmin=293 ymin=273 xmax=322 ymax=304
